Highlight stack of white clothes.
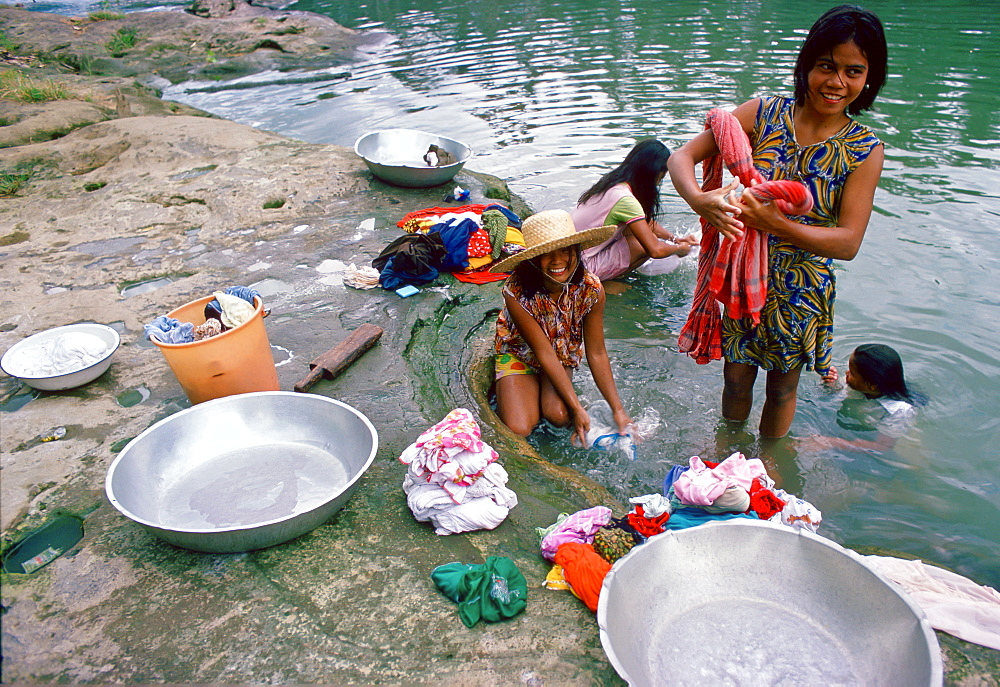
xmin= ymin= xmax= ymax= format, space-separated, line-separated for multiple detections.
xmin=399 ymin=408 xmax=518 ymax=535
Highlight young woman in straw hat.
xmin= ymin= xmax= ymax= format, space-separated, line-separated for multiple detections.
xmin=491 ymin=209 xmax=633 ymax=444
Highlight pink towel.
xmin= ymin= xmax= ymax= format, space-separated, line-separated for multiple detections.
xmin=678 ymin=109 xmax=813 ymax=364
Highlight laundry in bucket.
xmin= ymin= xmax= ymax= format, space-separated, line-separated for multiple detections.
xmin=144 ymin=286 xmax=260 ymax=344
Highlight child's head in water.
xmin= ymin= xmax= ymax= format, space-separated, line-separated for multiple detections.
xmin=845 ymin=344 xmax=911 ymax=400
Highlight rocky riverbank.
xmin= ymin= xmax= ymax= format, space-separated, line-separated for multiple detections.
xmin=1 ymin=4 xmax=996 ymax=684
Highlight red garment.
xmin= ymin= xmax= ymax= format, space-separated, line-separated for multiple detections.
xmin=467 ymin=229 xmax=492 ymax=258
xmin=553 ymin=542 xmax=611 ymax=613
xmin=625 ymin=504 xmax=670 ymax=537
xmin=678 ymin=109 xmax=813 ymax=364
xmin=748 ymin=478 xmax=787 ymax=520
xmin=451 ymin=269 xmax=509 ymax=284
xmin=396 ymin=204 xmax=491 ymax=228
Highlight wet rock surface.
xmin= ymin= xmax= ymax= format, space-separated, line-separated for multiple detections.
xmin=1 ymin=6 xmax=996 ymax=684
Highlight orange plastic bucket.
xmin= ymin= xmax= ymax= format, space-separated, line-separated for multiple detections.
xmin=152 ymin=295 xmax=279 ymax=404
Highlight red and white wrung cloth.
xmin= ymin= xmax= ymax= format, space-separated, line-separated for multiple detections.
xmin=678 ymin=108 xmax=813 ymax=364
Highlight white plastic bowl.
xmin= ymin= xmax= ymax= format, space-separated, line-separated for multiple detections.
xmin=1 ymin=323 xmax=121 ymax=390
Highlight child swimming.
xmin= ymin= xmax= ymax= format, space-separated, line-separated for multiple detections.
xmin=491 ymin=209 xmax=633 ymax=444
xmin=807 ymin=343 xmax=923 ymax=452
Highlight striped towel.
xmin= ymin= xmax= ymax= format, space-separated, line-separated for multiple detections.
xmin=678 ymin=109 xmax=813 ymax=364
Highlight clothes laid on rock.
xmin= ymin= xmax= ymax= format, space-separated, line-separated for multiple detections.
xmin=553 ymin=542 xmax=611 ymax=612
xmin=342 ymin=263 xmax=381 ymax=289
xmin=494 ymin=269 xmax=602 ymax=372
xmin=863 ymin=555 xmax=1000 ymax=650
xmin=431 ymin=556 xmax=528 ymax=627
xmin=380 ymin=203 xmax=526 ymax=287
xmin=592 ymin=524 xmax=637 ymax=564
xmin=673 ymin=453 xmax=768 ymax=507
xmin=538 ymin=463 xmax=823 ymax=613
xmin=372 ymin=232 xmax=448 ymax=290
xmin=399 ymin=409 xmax=517 ymax=535
xmin=539 ymin=506 xmax=612 ymax=561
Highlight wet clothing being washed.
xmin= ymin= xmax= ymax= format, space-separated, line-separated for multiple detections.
xmin=722 ymin=96 xmax=881 ymax=375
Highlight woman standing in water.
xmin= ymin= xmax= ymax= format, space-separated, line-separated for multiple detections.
xmin=572 ymin=139 xmax=697 ymax=282
xmin=668 ymin=4 xmax=888 ymax=439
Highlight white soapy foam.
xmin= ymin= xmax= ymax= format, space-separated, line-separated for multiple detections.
xmin=8 ymin=332 xmax=110 ymax=377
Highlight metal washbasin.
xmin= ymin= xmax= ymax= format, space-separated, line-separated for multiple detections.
xmin=597 ymin=519 xmax=942 ymax=686
xmin=105 ymin=391 xmax=378 ymax=553
xmin=354 ymin=128 xmax=472 ymax=188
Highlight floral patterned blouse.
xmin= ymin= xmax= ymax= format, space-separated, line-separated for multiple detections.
xmin=494 ymin=270 xmax=602 ymax=370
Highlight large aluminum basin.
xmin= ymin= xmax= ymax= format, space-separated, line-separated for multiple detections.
xmin=105 ymin=391 xmax=378 ymax=553
xmin=598 ymin=520 xmax=941 ymax=686
xmin=354 ymin=128 xmax=472 ymax=188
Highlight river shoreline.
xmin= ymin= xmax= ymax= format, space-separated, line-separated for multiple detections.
xmin=1 ymin=4 xmax=996 ymax=683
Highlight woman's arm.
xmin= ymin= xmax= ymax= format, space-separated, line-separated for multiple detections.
xmin=628 ymin=219 xmax=694 ymax=259
xmin=503 ymin=291 xmax=585 ymax=419
xmin=736 ymin=144 xmax=885 ymax=260
xmin=667 ymin=98 xmax=761 ymax=240
xmin=582 ymin=289 xmax=632 ymax=438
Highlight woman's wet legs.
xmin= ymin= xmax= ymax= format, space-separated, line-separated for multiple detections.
xmin=760 ymin=366 xmax=803 ymax=438
xmin=722 ymin=361 xmax=758 ymax=422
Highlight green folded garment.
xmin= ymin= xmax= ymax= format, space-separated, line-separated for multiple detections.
xmin=431 ymin=555 xmax=528 ymax=628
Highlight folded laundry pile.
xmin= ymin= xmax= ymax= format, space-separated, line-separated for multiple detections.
xmin=399 ymin=408 xmax=518 ymax=535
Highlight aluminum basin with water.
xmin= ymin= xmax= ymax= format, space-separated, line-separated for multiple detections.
xmin=598 ymin=519 xmax=941 ymax=686
xmin=354 ymin=128 xmax=472 ymax=188
xmin=105 ymin=391 xmax=378 ymax=553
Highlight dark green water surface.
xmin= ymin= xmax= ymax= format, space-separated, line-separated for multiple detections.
xmin=48 ymin=0 xmax=1000 ymax=585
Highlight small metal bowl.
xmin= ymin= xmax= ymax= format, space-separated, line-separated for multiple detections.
xmin=354 ymin=128 xmax=472 ymax=188
xmin=0 ymin=323 xmax=120 ymax=391
xmin=598 ymin=520 xmax=942 ymax=686
xmin=105 ymin=391 xmax=378 ymax=553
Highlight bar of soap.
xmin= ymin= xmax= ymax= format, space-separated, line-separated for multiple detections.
xmin=395 ymin=285 xmax=419 ymax=298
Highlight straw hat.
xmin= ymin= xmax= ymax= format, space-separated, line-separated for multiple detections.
xmin=490 ymin=209 xmax=615 ymax=273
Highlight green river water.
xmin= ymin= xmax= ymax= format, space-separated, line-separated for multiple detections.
xmin=42 ymin=0 xmax=1000 ymax=586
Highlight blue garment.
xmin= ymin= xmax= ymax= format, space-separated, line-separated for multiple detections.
xmin=484 ymin=204 xmax=522 ymax=228
xmin=662 ymin=464 xmax=689 ymax=495
xmin=664 ymin=507 xmax=758 ymax=531
xmin=206 ymin=285 xmax=261 ymax=317
xmin=143 ymin=316 xmax=194 ymax=344
xmin=379 ymin=259 xmax=439 ymax=290
xmin=433 ymin=218 xmax=479 ymax=271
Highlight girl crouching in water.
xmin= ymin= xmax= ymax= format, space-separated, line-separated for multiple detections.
xmin=491 ymin=209 xmax=633 ymax=444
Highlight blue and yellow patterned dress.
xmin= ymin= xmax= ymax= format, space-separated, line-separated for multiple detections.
xmin=721 ymin=96 xmax=881 ymax=374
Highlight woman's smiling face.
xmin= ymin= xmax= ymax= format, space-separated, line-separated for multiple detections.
xmin=535 ymin=246 xmax=578 ymax=289
xmin=805 ymin=40 xmax=869 ymax=117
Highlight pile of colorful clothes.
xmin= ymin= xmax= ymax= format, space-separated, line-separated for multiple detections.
xmin=373 ymin=204 xmax=527 ymax=290
xmin=143 ymin=286 xmax=260 ymax=344
xmin=399 ymin=408 xmax=518 ymax=535
xmin=538 ymin=452 xmax=822 ymax=612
